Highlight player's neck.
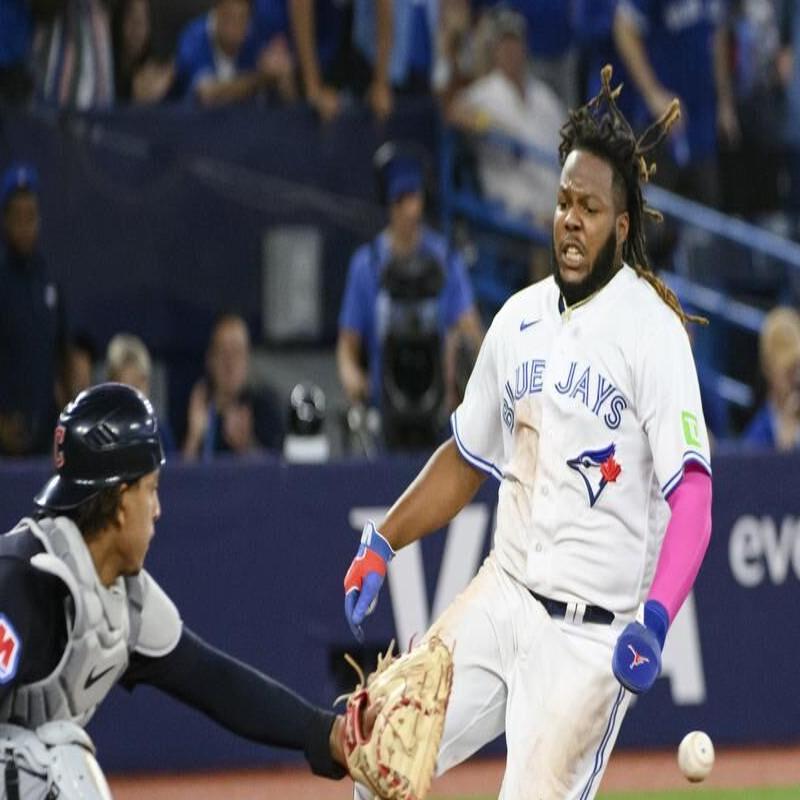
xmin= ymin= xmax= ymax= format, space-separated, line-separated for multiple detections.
xmin=85 ymin=527 xmax=123 ymax=587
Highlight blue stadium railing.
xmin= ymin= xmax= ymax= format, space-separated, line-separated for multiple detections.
xmin=439 ymin=126 xmax=800 ymax=436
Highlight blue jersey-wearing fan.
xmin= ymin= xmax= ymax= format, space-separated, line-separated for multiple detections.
xmin=0 ymin=0 xmax=32 ymax=69
xmin=473 ymin=0 xmax=573 ymax=60
xmin=173 ymin=9 xmax=261 ymax=100
xmin=573 ymin=0 xmax=639 ymax=117
xmin=618 ymin=0 xmax=724 ymax=163
xmin=353 ymin=0 xmax=438 ymax=89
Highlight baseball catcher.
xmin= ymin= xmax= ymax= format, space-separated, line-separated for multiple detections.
xmin=0 ymin=383 xmax=448 ymax=799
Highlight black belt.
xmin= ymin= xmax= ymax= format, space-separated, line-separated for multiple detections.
xmin=530 ymin=590 xmax=615 ymax=626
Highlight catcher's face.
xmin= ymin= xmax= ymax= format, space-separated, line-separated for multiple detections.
xmin=114 ymin=469 xmax=161 ymax=577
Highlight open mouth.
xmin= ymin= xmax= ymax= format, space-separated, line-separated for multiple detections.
xmin=560 ymin=241 xmax=586 ymax=270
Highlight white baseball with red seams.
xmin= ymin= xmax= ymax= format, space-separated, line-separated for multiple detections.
xmin=678 ymin=730 xmax=715 ymax=782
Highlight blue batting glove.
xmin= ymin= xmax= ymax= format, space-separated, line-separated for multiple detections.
xmin=612 ymin=600 xmax=669 ymax=694
xmin=343 ymin=521 xmax=395 ymax=642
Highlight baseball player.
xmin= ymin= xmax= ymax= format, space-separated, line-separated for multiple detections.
xmin=0 ymin=383 xmax=357 ymax=799
xmin=344 ymin=69 xmax=713 ymax=799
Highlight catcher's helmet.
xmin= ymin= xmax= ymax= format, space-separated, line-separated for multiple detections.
xmin=34 ymin=383 xmax=165 ymax=511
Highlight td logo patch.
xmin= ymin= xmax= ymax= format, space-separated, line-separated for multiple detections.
xmin=681 ymin=411 xmax=701 ymax=447
xmin=0 ymin=615 xmax=21 ymax=683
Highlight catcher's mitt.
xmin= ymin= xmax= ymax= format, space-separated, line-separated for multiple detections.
xmin=341 ymin=635 xmax=454 ymax=800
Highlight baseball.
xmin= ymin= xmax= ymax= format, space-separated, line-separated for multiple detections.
xmin=678 ymin=730 xmax=715 ymax=782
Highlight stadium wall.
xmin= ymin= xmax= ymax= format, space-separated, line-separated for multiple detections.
xmin=0 ymin=449 xmax=797 ymax=772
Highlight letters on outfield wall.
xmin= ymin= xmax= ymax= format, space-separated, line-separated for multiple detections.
xmin=0 ymin=448 xmax=796 ymax=772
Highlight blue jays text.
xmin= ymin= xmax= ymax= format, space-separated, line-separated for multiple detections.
xmin=502 ymin=359 xmax=628 ymax=433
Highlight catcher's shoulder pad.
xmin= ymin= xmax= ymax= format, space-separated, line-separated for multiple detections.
xmin=342 ymin=635 xmax=454 ymax=800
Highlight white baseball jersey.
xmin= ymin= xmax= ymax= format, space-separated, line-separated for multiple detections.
xmin=452 ymin=264 xmax=711 ymax=618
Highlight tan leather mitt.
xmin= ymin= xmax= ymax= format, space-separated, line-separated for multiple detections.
xmin=342 ymin=635 xmax=454 ymax=800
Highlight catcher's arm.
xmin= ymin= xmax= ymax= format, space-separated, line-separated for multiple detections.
xmin=344 ymin=438 xmax=485 ymax=639
xmin=122 ymin=626 xmax=350 ymax=778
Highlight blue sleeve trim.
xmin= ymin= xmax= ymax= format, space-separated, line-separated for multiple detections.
xmin=661 ymin=450 xmax=712 ymax=498
xmin=450 ymin=411 xmax=503 ymax=482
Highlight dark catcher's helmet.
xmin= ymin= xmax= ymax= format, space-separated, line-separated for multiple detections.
xmin=35 ymin=383 xmax=165 ymax=511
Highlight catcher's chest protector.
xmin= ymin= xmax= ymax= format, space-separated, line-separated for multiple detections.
xmin=0 ymin=517 xmax=143 ymax=728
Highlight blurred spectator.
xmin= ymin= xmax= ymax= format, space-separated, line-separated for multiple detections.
xmin=111 ymin=0 xmax=175 ymax=104
xmin=613 ymin=0 xmax=739 ymax=208
xmin=183 ymin=313 xmax=284 ymax=459
xmin=32 ymin=0 xmax=115 ymax=109
xmin=352 ymin=0 xmax=430 ymax=118
xmin=337 ymin=143 xmax=483 ymax=449
xmin=476 ymin=0 xmax=578 ymax=109
xmin=56 ymin=331 xmax=97 ymax=409
xmin=0 ymin=162 xmax=66 ymax=457
xmin=432 ymin=0 xmax=479 ymax=105
xmin=289 ymin=0 xmax=388 ymax=122
xmin=573 ymin=0 xmax=639 ymax=118
xmin=174 ymin=0 xmax=295 ymax=106
xmin=780 ymin=0 xmax=800 ymax=227
xmin=718 ymin=0 xmax=785 ymax=219
xmin=106 ymin=332 xmax=176 ymax=452
xmin=448 ymin=7 xmax=564 ymax=229
xmin=742 ymin=307 xmax=800 ymax=451
xmin=0 ymin=0 xmax=34 ymax=105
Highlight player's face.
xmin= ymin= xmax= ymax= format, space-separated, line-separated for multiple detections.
xmin=116 ymin=470 xmax=161 ymax=575
xmin=2 ymin=192 xmax=39 ymax=257
xmin=552 ymin=150 xmax=629 ymax=301
xmin=215 ymin=0 xmax=251 ymax=57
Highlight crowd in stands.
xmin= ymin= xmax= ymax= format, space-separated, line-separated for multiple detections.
xmin=2 ymin=0 xmax=800 ymax=459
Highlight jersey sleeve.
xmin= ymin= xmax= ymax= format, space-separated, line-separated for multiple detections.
xmin=338 ymin=246 xmax=372 ymax=338
xmin=441 ymin=250 xmax=475 ymax=329
xmin=450 ymin=316 xmax=504 ymax=480
xmin=0 ymin=556 xmax=66 ymax=696
xmin=134 ymin=570 xmax=182 ymax=658
xmin=635 ymin=316 xmax=711 ymax=498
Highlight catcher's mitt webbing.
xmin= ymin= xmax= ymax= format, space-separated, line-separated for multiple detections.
xmin=342 ymin=636 xmax=454 ymax=800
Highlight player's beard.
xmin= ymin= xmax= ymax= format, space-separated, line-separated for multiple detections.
xmin=551 ymin=228 xmax=621 ymax=307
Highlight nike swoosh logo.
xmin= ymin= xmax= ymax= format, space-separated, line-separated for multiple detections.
xmin=520 ymin=319 xmax=540 ymax=331
xmin=84 ymin=664 xmax=116 ymax=690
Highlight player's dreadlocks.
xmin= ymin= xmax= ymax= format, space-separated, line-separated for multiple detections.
xmin=558 ymin=65 xmax=706 ymax=326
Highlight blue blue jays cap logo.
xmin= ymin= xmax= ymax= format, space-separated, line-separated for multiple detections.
xmin=567 ymin=443 xmax=622 ymax=507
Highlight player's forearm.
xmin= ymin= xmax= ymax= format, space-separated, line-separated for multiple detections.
xmin=379 ymin=437 xmax=485 ymax=550
xmin=648 ymin=466 xmax=712 ymax=623
xmin=128 ymin=627 xmax=346 ymax=778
